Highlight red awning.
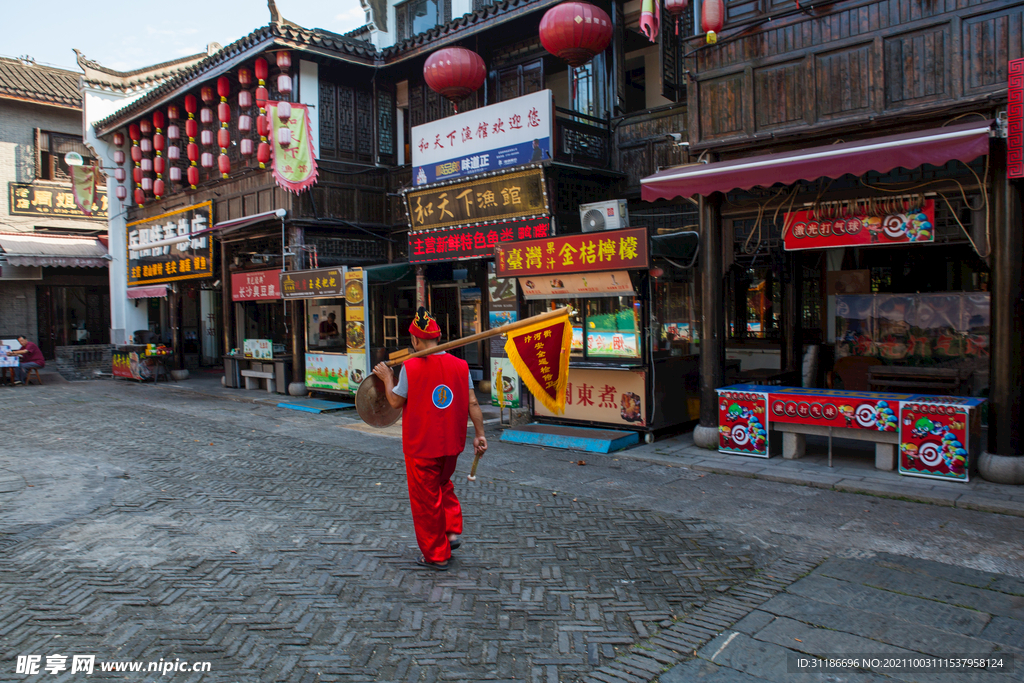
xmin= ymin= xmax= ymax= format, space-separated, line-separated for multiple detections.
xmin=127 ymin=285 xmax=169 ymax=299
xmin=641 ymin=121 xmax=992 ymax=201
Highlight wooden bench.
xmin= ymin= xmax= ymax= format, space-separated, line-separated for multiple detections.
xmin=774 ymin=422 xmax=898 ymax=470
xmin=240 ymin=369 xmax=275 ymax=393
xmin=868 ymin=365 xmax=968 ymax=396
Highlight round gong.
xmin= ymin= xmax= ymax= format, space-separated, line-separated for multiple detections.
xmin=355 ymin=374 xmax=402 ymax=428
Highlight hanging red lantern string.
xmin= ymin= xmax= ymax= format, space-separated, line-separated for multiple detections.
xmin=152 ymin=111 xmax=166 ymax=198
xmin=134 ymin=187 xmax=145 ymax=206
xmin=539 ymin=2 xmax=612 ymax=102
xmin=184 ymin=94 xmax=199 ymax=189
xmin=254 ymin=57 xmax=270 ymax=169
xmin=423 ymin=47 xmax=486 ymax=114
xmin=217 ymin=76 xmax=232 ymax=178
xmin=238 ymin=68 xmax=254 ymax=158
xmin=701 ymin=0 xmax=724 ymax=44
xmin=664 ymin=0 xmax=689 ymax=36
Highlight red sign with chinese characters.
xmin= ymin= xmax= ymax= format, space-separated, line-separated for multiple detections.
xmin=232 ymin=269 xmax=282 ymax=301
xmin=408 ymin=218 xmax=551 ymax=264
xmin=718 ymin=390 xmax=769 ymax=457
xmin=767 ymin=389 xmax=901 ymax=433
xmin=1009 ymin=58 xmax=1024 ymax=179
xmin=783 ymin=200 xmax=936 ymax=251
xmin=495 ymin=227 xmax=649 ymax=277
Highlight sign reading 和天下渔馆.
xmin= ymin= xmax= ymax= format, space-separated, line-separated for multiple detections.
xmin=411 ymin=90 xmax=554 ymax=186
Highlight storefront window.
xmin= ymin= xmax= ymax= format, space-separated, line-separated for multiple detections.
xmin=528 ymin=294 xmax=641 ymax=361
xmin=307 ymin=298 xmax=347 ymax=352
xmin=238 ymin=302 xmax=287 ymax=348
xmin=653 ymin=278 xmax=699 ymax=355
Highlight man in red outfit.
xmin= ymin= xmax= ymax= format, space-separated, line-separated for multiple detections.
xmin=372 ymin=308 xmax=487 ymax=571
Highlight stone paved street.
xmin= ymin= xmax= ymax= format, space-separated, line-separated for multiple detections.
xmin=1 ymin=380 xmax=1022 ymax=683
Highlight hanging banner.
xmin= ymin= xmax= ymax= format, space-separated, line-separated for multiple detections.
xmin=408 ymin=217 xmax=552 ymax=263
xmin=783 ymin=200 xmax=936 ymax=250
xmin=412 ymin=89 xmax=554 ymax=185
xmin=406 ymin=167 xmax=548 ymax=231
xmin=496 ymin=227 xmax=649 ymax=277
xmin=69 ymin=164 xmax=99 ymax=216
xmin=267 ymin=102 xmax=318 ymax=194
xmin=503 ymin=310 xmax=573 ymax=415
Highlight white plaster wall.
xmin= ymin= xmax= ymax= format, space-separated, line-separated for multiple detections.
xmin=299 ymin=60 xmax=320 ymax=159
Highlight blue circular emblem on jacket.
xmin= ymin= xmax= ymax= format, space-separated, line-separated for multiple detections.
xmin=432 ymin=384 xmax=454 ymax=409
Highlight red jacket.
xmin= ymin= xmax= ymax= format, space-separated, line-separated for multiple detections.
xmin=401 ymin=354 xmax=469 ymax=459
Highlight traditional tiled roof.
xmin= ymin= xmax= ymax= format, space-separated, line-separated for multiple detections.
xmin=93 ymin=22 xmax=378 ymax=135
xmin=76 ymin=50 xmax=210 ymax=93
xmin=0 ymin=56 xmax=81 ymax=109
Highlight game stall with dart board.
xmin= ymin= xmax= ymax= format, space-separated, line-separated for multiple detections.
xmin=717 ymin=385 xmax=985 ymax=482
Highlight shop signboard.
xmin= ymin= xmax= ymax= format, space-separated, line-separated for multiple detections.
xmin=280 ymin=267 xmax=344 ymax=299
xmin=496 ymin=227 xmax=649 ymax=277
xmin=406 ymin=168 xmax=548 ymax=231
xmin=9 ymin=182 xmax=108 ymax=219
xmin=409 ymin=217 xmax=552 ymax=264
xmin=231 ymin=269 xmax=282 ymax=301
xmin=490 ymin=357 xmax=521 ymax=408
xmin=783 ymin=199 xmax=936 ymax=250
xmin=534 ymin=368 xmax=646 ymax=427
xmin=412 ymin=89 xmax=553 ymax=185
xmin=717 ymin=389 xmax=769 ymax=457
xmin=244 ymin=339 xmax=273 ymax=360
xmin=305 ymin=352 xmax=349 ymax=392
xmin=1009 ymin=58 xmax=1024 ymax=179
xmin=127 ymin=201 xmax=213 ymax=286
xmin=345 ymin=269 xmax=368 ymax=387
xmin=519 ymin=270 xmax=635 ymax=299
xmin=767 ymin=387 xmax=903 ymax=432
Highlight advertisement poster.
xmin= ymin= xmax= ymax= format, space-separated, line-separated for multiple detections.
xmin=244 ymin=339 xmax=273 ymax=360
xmin=112 ymin=351 xmax=150 ymax=380
xmin=487 ymin=263 xmax=519 ymax=360
xmin=491 ymin=357 xmax=520 ymax=408
xmin=519 ymin=271 xmax=635 ymax=299
xmin=784 ymin=199 xmax=936 ymax=250
xmin=345 ymin=269 xmax=367 ymax=389
xmin=305 ymin=353 xmax=348 ymax=392
xmin=412 ymin=89 xmax=553 ymax=185
xmin=534 ymin=368 xmax=646 ymax=427
xmin=717 ymin=389 xmax=769 ymax=457
xmin=899 ymin=398 xmax=984 ymax=482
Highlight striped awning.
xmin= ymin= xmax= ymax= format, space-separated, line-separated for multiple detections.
xmin=0 ymin=232 xmax=108 ymax=267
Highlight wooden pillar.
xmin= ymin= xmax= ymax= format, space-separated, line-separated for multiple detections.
xmin=286 ymin=223 xmax=305 ymax=386
xmin=981 ymin=139 xmax=1024 ymax=483
xmin=169 ymin=285 xmax=182 ymax=370
xmin=782 ymin=250 xmax=802 ymax=376
xmin=694 ymin=192 xmax=725 ymax=448
xmin=416 ymin=265 xmax=427 ymax=308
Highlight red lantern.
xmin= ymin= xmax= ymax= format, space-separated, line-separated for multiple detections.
xmin=664 ymin=0 xmax=689 ymax=35
xmin=129 ymin=123 xmax=141 ymax=141
xmin=134 ymin=188 xmax=145 ymax=205
xmin=187 ymin=142 xmax=199 ymax=162
xmin=201 ymin=152 xmax=214 ymax=169
xmin=240 ymin=138 xmax=254 ymax=156
xmin=257 ymin=141 xmax=271 ymax=167
xmin=114 ymin=168 xmax=126 ymax=182
xmin=238 ymin=90 xmax=252 ymax=109
xmin=539 ymin=2 xmax=613 ymax=67
xmin=255 ymin=85 xmax=269 ymax=109
xmin=217 ymin=76 xmax=230 ymax=99
xmin=256 ymin=115 xmax=271 ymax=137
xmin=423 ymin=47 xmax=486 ymax=112
xmin=131 ymin=146 xmax=143 ymax=163
xmin=254 ymin=57 xmax=268 ymax=82
xmin=133 ymin=167 xmax=143 ymax=183
xmin=167 ymin=146 xmax=180 ymax=161
xmin=154 ymin=133 xmax=165 ymax=152
xmin=186 ymin=119 xmax=199 ymax=139
xmin=168 ymin=104 xmax=180 ymax=120
xmin=169 ymin=166 xmax=182 ymax=182
xmin=167 ymin=124 xmax=180 ymax=141
xmin=201 ymin=85 xmax=215 ymax=104
xmin=238 ymin=68 xmax=253 ymax=87
xmin=218 ymin=101 xmax=231 ymax=124
xmin=116 ymin=185 xmax=128 ymax=201
xmin=701 ymin=0 xmax=724 ymax=42
xmin=153 ymin=110 xmax=165 ymax=130
xmin=139 ymin=118 xmax=153 ymax=135
xmin=114 ymin=150 xmax=126 ymax=165
xmin=113 ymin=132 xmax=125 ymax=147
xmin=218 ymin=153 xmax=231 ymax=177
xmin=185 ymin=94 xmax=198 ymax=116
xmin=238 ymin=114 xmax=252 ymax=133
xmin=154 ymin=178 xmax=165 ymax=198
xmin=154 ymin=156 xmax=166 ymax=174
xmin=277 ymin=74 xmax=293 ymax=95
xmin=276 ymin=51 xmax=291 ymax=69
xmin=187 ymin=166 xmax=199 ymax=188
xmin=218 ymin=128 xmax=231 ymax=149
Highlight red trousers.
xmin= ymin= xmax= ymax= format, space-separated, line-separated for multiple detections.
xmin=404 ymin=455 xmax=463 ymax=562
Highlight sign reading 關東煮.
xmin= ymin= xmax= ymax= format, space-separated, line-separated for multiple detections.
xmin=279 ymin=267 xmax=344 ymax=299
xmin=783 ymin=200 xmax=936 ymax=251
xmin=9 ymin=182 xmax=108 ymax=220
xmin=408 ymin=218 xmax=552 ymax=264
xmin=412 ymin=90 xmax=554 ymax=186
xmin=406 ymin=168 xmax=547 ymax=232
xmin=127 ymin=201 xmax=213 ymax=286
xmin=495 ymin=227 xmax=649 ymax=277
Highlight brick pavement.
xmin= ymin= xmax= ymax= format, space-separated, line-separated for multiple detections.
xmin=0 ymin=383 xmax=784 ymax=682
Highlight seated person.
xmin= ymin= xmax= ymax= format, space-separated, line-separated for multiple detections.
xmin=319 ymin=312 xmax=340 ymax=341
xmin=9 ymin=335 xmax=45 ymax=385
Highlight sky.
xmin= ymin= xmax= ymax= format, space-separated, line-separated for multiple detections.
xmin=3 ymin=0 xmax=367 ymax=72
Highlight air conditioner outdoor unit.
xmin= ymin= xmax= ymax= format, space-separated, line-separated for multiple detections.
xmin=580 ymin=200 xmax=628 ymax=232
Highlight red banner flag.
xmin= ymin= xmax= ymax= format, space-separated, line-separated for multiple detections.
xmin=503 ymin=309 xmax=572 ymax=415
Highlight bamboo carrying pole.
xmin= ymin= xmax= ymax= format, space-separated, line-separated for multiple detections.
xmin=384 ymin=306 xmax=572 ymax=367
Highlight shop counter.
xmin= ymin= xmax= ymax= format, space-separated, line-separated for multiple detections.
xmin=716 ymin=384 xmax=985 ymax=482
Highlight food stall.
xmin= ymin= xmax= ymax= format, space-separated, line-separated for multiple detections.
xmin=494 ymin=226 xmax=701 ymax=439
xmin=222 ymin=268 xmax=291 ymax=392
xmin=280 ymin=266 xmax=369 ymax=395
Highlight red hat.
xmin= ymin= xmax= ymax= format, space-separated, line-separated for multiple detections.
xmin=409 ymin=307 xmax=441 ymax=339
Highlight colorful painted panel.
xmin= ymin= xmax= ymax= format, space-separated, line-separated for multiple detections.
xmin=717 ymin=389 xmax=769 ymax=457
xmin=769 ymin=392 xmax=899 ymax=433
xmin=899 ymin=399 xmax=981 ymax=482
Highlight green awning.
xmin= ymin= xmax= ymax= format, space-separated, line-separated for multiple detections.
xmin=365 ymin=262 xmax=414 ymax=283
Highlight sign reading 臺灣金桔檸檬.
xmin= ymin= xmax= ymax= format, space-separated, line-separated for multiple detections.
xmin=412 ymin=90 xmax=554 ymax=185
xmin=495 ymin=227 xmax=649 ymax=277
xmin=408 ymin=218 xmax=551 ymax=264
xmin=9 ymin=182 xmax=108 ymax=220
xmin=127 ymin=201 xmax=213 ymax=286
xmin=406 ymin=168 xmax=547 ymax=232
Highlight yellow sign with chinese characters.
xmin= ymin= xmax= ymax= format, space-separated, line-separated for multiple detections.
xmin=9 ymin=182 xmax=108 ymax=220
xmin=406 ymin=168 xmax=548 ymax=231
